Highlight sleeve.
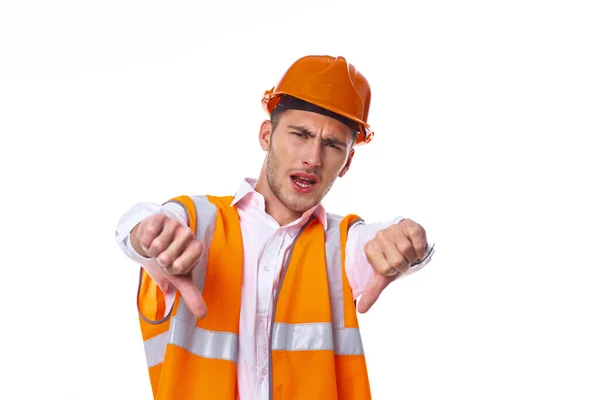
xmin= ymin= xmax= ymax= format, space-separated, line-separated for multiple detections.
xmin=344 ymin=216 xmax=435 ymax=299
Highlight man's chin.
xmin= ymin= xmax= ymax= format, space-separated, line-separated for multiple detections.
xmin=283 ymin=196 xmax=319 ymax=215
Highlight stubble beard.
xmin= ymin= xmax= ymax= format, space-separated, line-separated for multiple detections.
xmin=265 ymin=146 xmax=324 ymax=214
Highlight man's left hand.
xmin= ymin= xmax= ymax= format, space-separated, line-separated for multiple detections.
xmin=357 ymin=219 xmax=428 ymax=313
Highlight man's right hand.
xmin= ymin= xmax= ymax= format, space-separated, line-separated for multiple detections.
xmin=131 ymin=214 xmax=207 ymax=319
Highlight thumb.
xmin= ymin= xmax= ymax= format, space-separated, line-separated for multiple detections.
xmin=169 ymin=274 xmax=208 ymax=319
xmin=357 ymin=274 xmax=393 ymax=314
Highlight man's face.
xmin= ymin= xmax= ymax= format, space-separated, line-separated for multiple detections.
xmin=260 ymin=109 xmax=356 ymax=215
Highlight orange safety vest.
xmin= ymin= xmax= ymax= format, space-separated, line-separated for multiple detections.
xmin=137 ymin=195 xmax=372 ymax=399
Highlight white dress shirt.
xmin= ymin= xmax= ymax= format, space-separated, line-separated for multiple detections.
xmin=115 ymin=178 xmax=432 ymax=400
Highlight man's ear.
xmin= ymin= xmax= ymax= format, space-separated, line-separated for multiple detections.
xmin=339 ymin=148 xmax=355 ymax=178
xmin=259 ymin=120 xmax=272 ymax=151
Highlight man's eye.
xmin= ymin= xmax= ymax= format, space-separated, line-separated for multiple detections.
xmin=293 ymin=132 xmax=308 ymax=138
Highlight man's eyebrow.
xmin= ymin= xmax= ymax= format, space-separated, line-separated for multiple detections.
xmin=287 ymin=125 xmax=314 ymax=137
xmin=287 ymin=124 xmax=348 ymax=148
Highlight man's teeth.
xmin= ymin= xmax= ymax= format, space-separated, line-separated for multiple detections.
xmin=294 ymin=176 xmax=315 ymax=187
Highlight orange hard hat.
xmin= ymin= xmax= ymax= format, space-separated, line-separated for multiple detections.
xmin=262 ymin=55 xmax=374 ymax=145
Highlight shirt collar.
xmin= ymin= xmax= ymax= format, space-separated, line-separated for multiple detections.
xmin=230 ymin=178 xmax=258 ymax=207
xmin=230 ymin=178 xmax=328 ymax=230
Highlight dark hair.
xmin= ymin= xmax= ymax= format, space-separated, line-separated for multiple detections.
xmin=270 ymin=107 xmax=286 ymax=131
xmin=270 ymin=95 xmax=359 ymax=140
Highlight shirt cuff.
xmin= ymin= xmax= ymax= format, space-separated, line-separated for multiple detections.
xmin=124 ymin=235 xmax=153 ymax=264
xmin=403 ymin=241 xmax=436 ymax=276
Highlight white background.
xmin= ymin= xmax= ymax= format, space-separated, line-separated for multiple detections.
xmin=1 ymin=0 xmax=599 ymax=399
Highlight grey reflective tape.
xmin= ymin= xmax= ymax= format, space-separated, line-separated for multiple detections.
xmin=325 ymin=216 xmax=364 ymax=330
xmin=333 ymin=328 xmax=364 ymax=355
xmin=143 ymin=318 xmax=238 ymax=367
xmin=144 ymin=331 xmax=169 ymax=368
xmin=170 ymin=196 xmax=217 ymax=324
xmin=271 ymin=323 xmax=365 ymax=356
xmin=272 ymin=322 xmax=334 ymax=351
xmin=168 ymin=317 xmax=238 ymax=362
xmin=325 ymin=222 xmax=344 ymax=329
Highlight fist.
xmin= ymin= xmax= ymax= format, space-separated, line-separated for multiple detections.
xmin=132 ymin=214 xmax=208 ymax=319
xmin=358 ymin=219 xmax=429 ymax=314
xmin=364 ymin=219 xmax=428 ymax=277
xmin=134 ymin=214 xmax=204 ymax=276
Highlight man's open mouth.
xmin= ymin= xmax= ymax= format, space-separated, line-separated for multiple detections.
xmin=291 ymin=175 xmax=317 ymax=188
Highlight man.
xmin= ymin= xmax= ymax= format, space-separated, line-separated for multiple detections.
xmin=115 ymin=55 xmax=435 ymax=400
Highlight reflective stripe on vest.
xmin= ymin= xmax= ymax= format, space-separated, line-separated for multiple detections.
xmin=326 ymin=215 xmax=365 ymax=355
xmin=142 ymin=195 xmax=242 ymax=368
xmin=271 ymin=322 xmax=364 ymax=355
xmin=171 ymin=196 xmax=217 ymax=326
xmin=144 ymin=318 xmax=238 ymax=368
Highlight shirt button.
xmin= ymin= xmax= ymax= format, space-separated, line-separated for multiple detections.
xmin=263 ymin=265 xmax=270 ymax=271
xmin=261 ymin=367 xmax=268 ymax=377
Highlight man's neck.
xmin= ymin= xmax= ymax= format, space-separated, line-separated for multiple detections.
xmin=254 ymin=175 xmax=302 ymax=227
